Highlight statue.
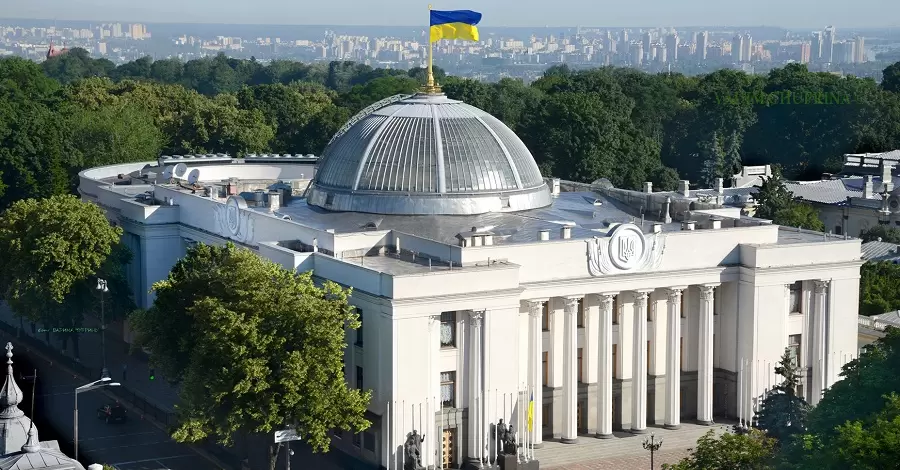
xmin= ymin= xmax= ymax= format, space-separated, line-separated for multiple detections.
xmin=403 ymin=430 xmax=425 ymax=470
xmin=493 ymin=419 xmax=519 ymax=455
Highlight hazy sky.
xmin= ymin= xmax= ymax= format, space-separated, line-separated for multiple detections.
xmin=4 ymin=0 xmax=897 ymax=29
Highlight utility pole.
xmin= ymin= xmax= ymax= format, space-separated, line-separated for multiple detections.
xmin=642 ymin=433 xmax=663 ymax=470
xmin=96 ymin=278 xmax=109 ymax=379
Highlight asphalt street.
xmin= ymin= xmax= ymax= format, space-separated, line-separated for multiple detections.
xmin=8 ymin=342 xmax=217 ymax=470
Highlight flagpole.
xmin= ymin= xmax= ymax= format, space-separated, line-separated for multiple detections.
xmin=427 ymin=4 xmax=435 ymax=91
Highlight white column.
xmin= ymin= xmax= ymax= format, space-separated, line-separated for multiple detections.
xmin=811 ymin=280 xmax=829 ymax=406
xmin=427 ymin=315 xmax=440 ymax=469
xmin=631 ymin=291 xmax=651 ymax=434
xmin=467 ymin=310 xmax=483 ymax=462
xmin=526 ymin=301 xmax=544 ymax=446
xmin=562 ymin=297 xmax=579 ymax=443
xmin=664 ymin=287 xmax=685 ymax=429
xmin=596 ymin=293 xmax=615 ymax=438
xmin=697 ymin=284 xmax=717 ymax=425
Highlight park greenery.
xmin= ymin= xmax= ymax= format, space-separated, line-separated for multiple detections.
xmin=667 ymin=328 xmax=900 ymax=469
xmin=129 ymin=243 xmax=369 ymax=469
xmin=2 ymin=49 xmax=900 ymax=465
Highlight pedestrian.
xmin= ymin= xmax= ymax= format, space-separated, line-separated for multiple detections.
xmin=122 ymin=363 xmax=127 ymax=382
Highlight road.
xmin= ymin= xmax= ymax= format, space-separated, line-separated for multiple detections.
xmin=7 ymin=340 xmax=217 ymax=470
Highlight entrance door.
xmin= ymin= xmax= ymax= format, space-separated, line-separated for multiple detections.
xmin=577 ymin=401 xmax=583 ymax=433
xmin=442 ymin=428 xmax=456 ymax=469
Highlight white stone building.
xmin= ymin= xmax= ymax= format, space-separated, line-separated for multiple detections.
xmin=79 ymin=93 xmax=863 ymax=469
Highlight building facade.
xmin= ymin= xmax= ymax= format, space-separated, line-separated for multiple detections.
xmin=79 ymin=93 xmax=862 ymax=469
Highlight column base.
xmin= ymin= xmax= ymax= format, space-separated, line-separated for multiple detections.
xmin=561 ymin=437 xmax=578 ymax=444
xmin=630 ymin=428 xmax=648 ymax=435
xmin=663 ymin=424 xmax=681 ymax=430
xmin=595 ymin=433 xmax=614 ymax=439
xmin=533 ymin=442 xmax=544 ymax=449
xmin=696 ymin=420 xmax=714 ymax=426
xmin=462 ymin=458 xmax=499 ymax=470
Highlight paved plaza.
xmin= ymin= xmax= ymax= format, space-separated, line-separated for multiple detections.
xmin=537 ymin=422 xmax=730 ymax=469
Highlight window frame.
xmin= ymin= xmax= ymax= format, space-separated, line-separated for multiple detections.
xmin=788 ymin=334 xmax=802 ymax=367
xmin=541 ymin=302 xmax=550 ymax=331
xmin=356 ymin=366 xmax=363 ymax=390
xmin=440 ymin=311 xmax=457 ymax=348
xmin=440 ymin=371 xmax=457 ymax=408
xmin=355 ymin=307 xmax=363 ymax=347
xmin=789 ymin=281 xmax=803 ymax=314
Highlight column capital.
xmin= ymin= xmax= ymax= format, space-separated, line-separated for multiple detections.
xmin=666 ymin=287 xmax=687 ymax=299
xmin=470 ymin=310 xmax=484 ymax=325
xmin=634 ymin=291 xmax=651 ymax=303
xmin=599 ymin=293 xmax=616 ymax=309
xmin=699 ymin=284 xmax=718 ymax=300
xmin=814 ymin=280 xmax=830 ymax=293
xmin=525 ymin=299 xmax=547 ymax=316
xmin=563 ymin=296 xmax=580 ymax=313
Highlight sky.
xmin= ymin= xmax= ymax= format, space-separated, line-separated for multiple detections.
xmin=4 ymin=0 xmax=898 ymax=29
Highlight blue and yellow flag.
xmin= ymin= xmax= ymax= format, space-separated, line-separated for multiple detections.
xmin=430 ymin=10 xmax=482 ymax=43
xmin=527 ymin=391 xmax=534 ymax=432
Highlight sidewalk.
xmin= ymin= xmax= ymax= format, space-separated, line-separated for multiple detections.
xmin=0 ymin=304 xmax=180 ymax=413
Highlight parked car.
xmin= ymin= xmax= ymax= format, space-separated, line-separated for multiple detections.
xmin=96 ymin=402 xmax=127 ymax=423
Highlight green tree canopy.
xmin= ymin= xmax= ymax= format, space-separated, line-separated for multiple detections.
xmin=663 ymin=429 xmax=776 ymax=470
xmin=859 ymin=225 xmax=900 ymax=244
xmin=0 ymin=195 xmax=123 ymax=326
xmin=129 ymin=243 xmax=370 ymax=468
xmin=753 ymin=167 xmax=825 ymax=231
xmin=859 ymin=261 xmax=900 ymax=316
xmin=755 ymin=349 xmax=812 ymax=444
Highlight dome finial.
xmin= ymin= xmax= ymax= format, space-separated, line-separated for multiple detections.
xmin=21 ymin=424 xmax=40 ymax=452
xmin=0 ymin=342 xmax=24 ymax=414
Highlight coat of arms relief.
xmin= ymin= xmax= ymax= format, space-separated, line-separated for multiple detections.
xmin=586 ymin=223 xmax=665 ymax=276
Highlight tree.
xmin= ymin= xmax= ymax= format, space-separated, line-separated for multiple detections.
xmin=773 ymin=203 xmax=825 ymax=232
xmin=65 ymin=102 xmax=164 ymax=172
xmin=753 ymin=167 xmax=825 ymax=231
xmin=663 ymin=429 xmax=776 ymax=470
xmin=755 ymin=349 xmax=812 ymax=444
xmin=882 ymin=61 xmax=900 ymax=94
xmin=129 ymin=243 xmax=370 ymax=470
xmin=780 ymin=328 xmax=900 ymax=469
xmin=859 ymin=225 xmax=900 ymax=244
xmin=0 ymin=195 xmax=123 ymax=341
xmin=859 ymin=262 xmax=900 ymax=316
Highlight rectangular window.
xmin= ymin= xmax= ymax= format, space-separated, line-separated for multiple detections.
xmin=789 ymin=282 xmax=802 ymax=314
xmin=364 ymin=432 xmax=375 ymax=451
xmin=713 ymin=289 xmax=719 ymax=315
xmin=440 ymin=371 xmax=456 ymax=408
xmin=577 ymin=348 xmax=583 ymax=383
xmin=796 ymin=383 xmax=804 ymax=398
xmin=542 ymin=352 xmax=549 ymax=385
xmin=542 ymin=404 xmax=551 ymax=430
xmin=647 ymin=340 xmax=651 ymax=369
xmin=788 ymin=334 xmax=802 ymax=367
xmin=647 ymin=299 xmax=653 ymax=322
xmin=681 ymin=293 xmax=687 ymax=318
xmin=612 ymin=296 xmax=619 ymax=325
xmin=542 ymin=303 xmax=550 ymax=331
xmin=612 ymin=344 xmax=617 ymax=378
xmin=355 ymin=308 xmax=363 ymax=346
xmin=577 ymin=299 xmax=584 ymax=328
xmin=356 ymin=366 xmax=363 ymax=390
xmin=680 ymin=337 xmax=684 ymax=371
xmin=440 ymin=311 xmax=457 ymax=348
xmin=352 ymin=433 xmax=361 ymax=448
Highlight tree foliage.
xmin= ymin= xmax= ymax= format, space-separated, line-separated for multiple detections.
xmin=859 ymin=225 xmax=900 ymax=244
xmin=129 ymin=243 xmax=370 ymax=468
xmin=753 ymin=167 xmax=824 ymax=230
xmin=663 ymin=429 xmax=777 ymax=470
xmin=0 ymin=195 xmax=123 ymax=330
xmin=754 ymin=349 xmax=812 ymax=444
xmin=859 ymin=261 xmax=900 ymax=316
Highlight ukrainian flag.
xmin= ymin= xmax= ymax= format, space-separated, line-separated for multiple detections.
xmin=430 ymin=9 xmax=482 ymax=43
xmin=527 ymin=391 xmax=535 ymax=432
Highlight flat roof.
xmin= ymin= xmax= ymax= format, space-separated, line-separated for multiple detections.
xmin=271 ymin=191 xmax=685 ymax=245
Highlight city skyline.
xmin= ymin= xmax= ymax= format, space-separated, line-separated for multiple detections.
xmin=3 ymin=0 xmax=898 ymax=29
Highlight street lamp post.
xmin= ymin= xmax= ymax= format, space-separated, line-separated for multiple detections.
xmin=74 ymin=375 xmax=119 ymax=461
xmin=642 ymin=433 xmax=663 ymax=470
xmin=96 ymin=278 xmax=109 ymax=379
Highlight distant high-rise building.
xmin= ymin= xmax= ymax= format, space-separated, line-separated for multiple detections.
xmin=656 ymin=45 xmax=666 ymax=63
xmin=800 ymin=42 xmax=811 ymax=64
xmin=854 ymin=36 xmax=866 ymax=63
xmin=642 ymin=31 xmax=652 ymax=59
xmin=697 ymin=31 xmax=708 ymax=60
xmin=811 ymin=31 xmax=823 ymax=61
xmin=665 ymin=33 xmax=678 ymax=62
xmin=742 ymin=33 xmax=753 ymax=62
xmin=129 ymin=23 xmax=146 ymax=40
xmin=824 ymin=25 xmax=836 ymax=62
xmin=733 ymin=34 xmax=744 ymax=61
xmin=112 ymin=23 xmax=123 ymax=37
xmin=630 ymin=42 xmax=644 ymax=65
xmin=619 ymin=29 xmax=629 ymax=56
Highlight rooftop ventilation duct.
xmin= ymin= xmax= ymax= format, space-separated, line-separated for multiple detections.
xmin=539 ymin=229 xmax=550 ymax=241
